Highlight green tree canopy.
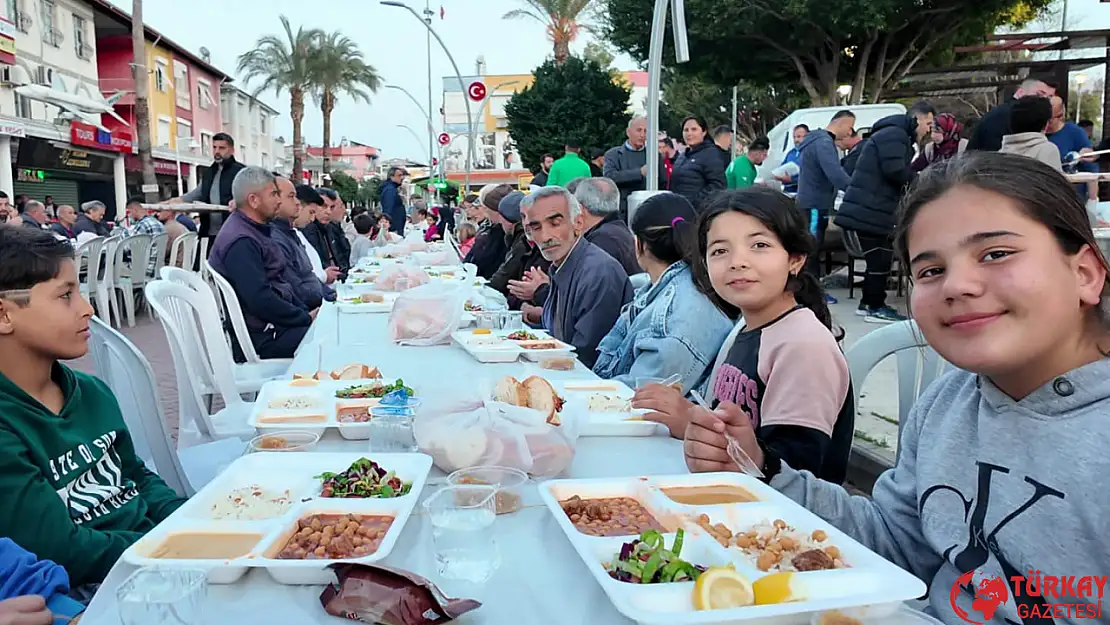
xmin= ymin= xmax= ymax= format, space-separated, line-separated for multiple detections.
xmin=310 ymin=32 xmax=381 ymax=173
xmin=328 ymin=171 xmax=359 ymax=205
xmin=604 ymin=0 xmax=1050 ymax=105
xmin=505 ymin=56 xmax=632 ymax=172
xmin=658 ymin=71 xmax=807 ymax=143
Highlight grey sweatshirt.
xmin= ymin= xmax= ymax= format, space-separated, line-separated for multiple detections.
xmin=796 ymin=129 xmax=852 ymax=213
xmin=772 ymin=360 xmax=1110 ymax=624
xmin=1000 ymin=132 xmax=1063 ymax=173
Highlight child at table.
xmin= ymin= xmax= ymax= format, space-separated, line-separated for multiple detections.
xmin=685 ymin=152 xmax=1110 ymax=623
xmin=0 ymin=226 xmax=186 ymax=587
xmin=456 ymin=222 xmax=477 ymax=257
xmin=349 ymin=212 xmax=381 ymax=263
xmin=634 ymin=187 xmax=853 ymax=483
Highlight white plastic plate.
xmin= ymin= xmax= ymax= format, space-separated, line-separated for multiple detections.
xmin=249 ymin=379 xmax=417 ymax=435
xmin=539 ymin=473 xmax=927 ymax=625
xmin=555 ymin=380 xmax=657 ymax=437
xmin=336 ymin=293 xmax=396 ymax=314
xmin=451 ymin=329 xmax=524 ymax=363
xmin=122 ymin=452 xmax=433 ymax=585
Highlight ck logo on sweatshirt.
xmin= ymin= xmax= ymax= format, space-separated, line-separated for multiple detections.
xmin=51 ymin=430 xmax=138 ymax=524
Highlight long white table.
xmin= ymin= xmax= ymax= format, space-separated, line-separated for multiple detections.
xmin=80 ymin=302 xmax=687 ymax=624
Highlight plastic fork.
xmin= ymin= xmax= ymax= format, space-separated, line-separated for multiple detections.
xmin=688 ymin=389 xmax=765 ymax=479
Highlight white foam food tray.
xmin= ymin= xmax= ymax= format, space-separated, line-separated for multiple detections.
xmin=122 ymin=452 xmax=433 ymax=585
xmin=451 ymin=329 xmax=524 ymax=363
xmin=336 ymin=292 xmax=398 ymax=314
xmin=539 ymin=473 xmax=927 ymax=625
xmin=249 ymin=378 xmax=418 ymax=440
xmin=555 ymin=380 xmax=657 ymax=437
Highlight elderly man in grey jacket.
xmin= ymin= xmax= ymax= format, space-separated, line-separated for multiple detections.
xmin=603 ymin=116 xmax=665 ymax=222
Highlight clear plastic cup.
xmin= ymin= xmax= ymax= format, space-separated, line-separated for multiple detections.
xmin=367 ymin=401 xmax=421 ymax=453
xmin=247 ymin=430 xmax=320 ymax=453
xmin=447 ymin=466 xmax=529 ymax=514
xmin=635 ymin=376 xmax=665 ymax=389
xmin=117 ymin=567 xmax=207 ymax=625
xmin=500 ymin=311 xmax=524 ymax=331
xmin=423 ymin=485 xmax=501 ymax=582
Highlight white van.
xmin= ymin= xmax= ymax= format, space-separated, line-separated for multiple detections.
xmin=756 ymin=103 xmax=907 ymax=180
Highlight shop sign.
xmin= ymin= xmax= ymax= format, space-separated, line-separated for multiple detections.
xmin=70 ymin=121 xmax=133 ymax=153
xmin=16 ymin=138 xmax=114 ymax=175
xmin=0 ymin=121 xmax=25 ymax=137
xmin=0 ymin=17 xmax=15 ymax=66
xmin=124 ymin=154 xmax=187 ymax=177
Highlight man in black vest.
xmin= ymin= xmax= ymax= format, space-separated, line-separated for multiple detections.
xmin=174 ymin=132 xmax=246 ymax=243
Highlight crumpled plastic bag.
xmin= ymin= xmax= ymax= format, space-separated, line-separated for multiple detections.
xmin=413 ymin=381 xmax=581 ymax=477
xmin=387 ymin=268 xmax=474 ymax=346
xmin=410 ymin=250 xmax=457 ymax=267
xmin=372 ymin=264 xmax=431 ymax=292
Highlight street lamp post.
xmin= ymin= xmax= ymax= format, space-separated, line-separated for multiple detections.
xmin=1075 ymin=74 xmax=1088 ymax=123
xmin=386 ymin=84 xmax=436 ymax=168
xmin=381 ymin=0 xmax=474 ymax=193
xmin=172 ymin=137 xmax=200 ymax=197
xmin=645 ymin=0 xmax=689 ymax=191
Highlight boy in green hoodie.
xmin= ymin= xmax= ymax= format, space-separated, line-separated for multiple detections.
xmin=0 ymin=226 xmax=186 ymax=587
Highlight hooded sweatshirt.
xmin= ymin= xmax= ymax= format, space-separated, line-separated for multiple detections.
xmin=796 ymin=129 xmax=852 ymax=213
xmin=1000 ymin=132 xmax=1063 ymax=172
xmin=771 ymin=360 xmax=1110 ymax=623
xmin=0 ymin=364 xmax=186 ymax=586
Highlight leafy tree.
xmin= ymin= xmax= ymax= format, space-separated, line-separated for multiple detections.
xmin=359 ymin=177 xmax=382 ymax=207
xmin=238 ymin=16 xmax=321 ymax=179
xmin=329 ymin=171 xmax=359 ymax=205
xmin=660 ymin=72 xmax=807 ymax=143
xmin=504 ymin=56 xmax=632 ymax=171
xmin=603 ymin=0 xmax=1050 ymax=105
xmin=503 ymin=0 xmax=598 ymax=65
xmin=582 ymin=41 xmax=616 ymax=70
xmin=311 ymin=32 xmax=381 ymax=173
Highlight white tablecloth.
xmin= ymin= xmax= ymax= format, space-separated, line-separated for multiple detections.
xmin=80 ymin=303 xmax=687 ymax=625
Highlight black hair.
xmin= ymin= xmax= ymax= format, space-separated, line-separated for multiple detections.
xmin=295 ymin=184 xmax=324 ymax=206
xmin=630 ymin=192 xmax=697 ymax=266
xmin=749 ymin=136 xmax=770 ymax=152
xmin=414 ymin=208 xmax=428 ymax=218
xmin=895 ymin=151 xmax=1110 ymax=328
xmin=126 ymin=196 xmax=144 ymax=206
xmin=1078 ymin=119 xmax=1095 ymax=129
xmin=693 ymin=187 xmax=833 ymax=329
xmin=212 ymin=132 xmax=234 ymax=147
xmin=831 ymin=110 xmax=856 ymax=122
xmin=541 ymin=153 xmax=554 ymax=162
xmin=565 ymin=140 xmax=581 ymax=150
xmin=463 ymin=193 xmax=479 ymax=204
xmin=589 ymin=148 xmax=606 ymax=160
xmin=317 ymin=187 xmax=338 ymax=201
xmin=659 ymin=137 xmax=674 ymax=149
xmin=0 ymin=226 xmax=74 ymax=303
xmin=379 ymin=213 xmax=392 ymax=224
xmin=711 ymin=125 xmax=733 ymax=140
xmin=0 ymin=191 xmax=8 ymax=199
xmin=1009 ymin=95 xmax=1052 ymax=134
xmin=908 ymin=100 xmax=936 ymax=117
xmin=793 ymin=124 xmax=809 ymax=133
xmin=352 ymin=212 xmax=375 ymax=235
xmin=681 ymin=115 xmax=708 ymax=134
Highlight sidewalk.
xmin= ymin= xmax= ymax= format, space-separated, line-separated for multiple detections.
xmin=66 ymin=287 xmax=910 ymax=464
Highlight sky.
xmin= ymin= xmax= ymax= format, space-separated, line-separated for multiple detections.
xmin=106 ymin=0 xmax=636 ymax=163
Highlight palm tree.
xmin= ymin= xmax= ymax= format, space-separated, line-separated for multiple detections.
xmin=311 ymin=32 xmax=381 ymax=173
xmin=237 ymin=16 xmax=321 ymax=180
xmin=503 ymin=0 xmax=597 ymax=65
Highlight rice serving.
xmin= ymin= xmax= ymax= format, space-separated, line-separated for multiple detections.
xmin=209 ymin=485 xmax=295 ymax=520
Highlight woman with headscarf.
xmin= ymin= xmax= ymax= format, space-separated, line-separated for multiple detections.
xmin=912 ymin=113 xmax=966 ymax=171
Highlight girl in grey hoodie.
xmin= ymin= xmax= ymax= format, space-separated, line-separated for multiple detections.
xmin=684 ymin=152 xmax=1110 ymax=624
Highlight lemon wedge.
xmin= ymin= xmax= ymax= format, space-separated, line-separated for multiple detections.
xmin=752 ymin=571 xmax=806 ymax=605
xmin=472 ymin=328 xmax=492 ymax=335
xmin=693 ymin=566 xmax=755 ymax=610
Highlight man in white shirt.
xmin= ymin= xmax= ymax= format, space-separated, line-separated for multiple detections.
xmin=294 ymin=185 xmax=340 ymax=285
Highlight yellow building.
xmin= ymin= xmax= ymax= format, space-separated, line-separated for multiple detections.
xmin=145 ymin=40 xmax=179 ymax=149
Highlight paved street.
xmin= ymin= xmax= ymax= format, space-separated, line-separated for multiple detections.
xmin=64 ymin=280 xmax=910 ymax=465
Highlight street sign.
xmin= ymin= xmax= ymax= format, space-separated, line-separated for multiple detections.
xmin=432 ymin=157 xmax=439 ymax=167
xmin=438 ymin=132 xmax=450 ymax=146
xmin=141 ymin=184 xmax=159 ymax=193
xmin=467 ymin=80 xmax=487 ymax=102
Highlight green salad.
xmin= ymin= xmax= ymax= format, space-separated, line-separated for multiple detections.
xmin=605 ymin=529 xmax=707 ymax=584
xmin=317 ymin=458 xmax=412 ymax=498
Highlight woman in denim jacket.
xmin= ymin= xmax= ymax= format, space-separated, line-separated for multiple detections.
xmin=593 ymin=193 xmax=734 ymax=436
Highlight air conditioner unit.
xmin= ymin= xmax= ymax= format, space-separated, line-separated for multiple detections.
xmin=15 ymin=10 xmax=31 ymax=33
xmin=37 ymin=66 xmax=55 ymax=85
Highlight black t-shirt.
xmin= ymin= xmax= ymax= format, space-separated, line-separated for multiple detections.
xmin=711 ymin=306 xmax=855 ymax=483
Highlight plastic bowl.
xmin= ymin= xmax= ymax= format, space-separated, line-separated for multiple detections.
xmin=447 ymin=466 xmax=529 ymax=514
xmin=248 ymin=430 xmax=321 ymax=453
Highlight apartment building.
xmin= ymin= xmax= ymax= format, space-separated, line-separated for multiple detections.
xmin=220 ymin=83 xmax=281 ymax=170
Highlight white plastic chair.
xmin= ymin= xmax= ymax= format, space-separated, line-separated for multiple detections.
xmin=844 ymin=320 xmax=951 ymax=461
xmin=148 ymin=232 xmax=169 ymax=280
xmin=158 ymin=266 xmax=287 ymax=394
xmin=111 ymin=234 xmax=154 ymax=327
xmin=75 ymin=236 xmax=104 ymax=308
xmin=168 ymin=231 xmax=198 ymax=270
xmin=97 ymin=234 xmax=124 ymax=327
xmin=204 ymin=260 xmax=294 ymax=369
xmin=145 ymin=280 xmax=257 ymax=444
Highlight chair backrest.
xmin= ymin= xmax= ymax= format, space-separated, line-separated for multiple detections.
xmin=844 ymin=320 xmax=950 ymax=460
xmin=100 ymin=234 xmax=124 ymax=286
xmin=87 ymin=316 xmax=191 ymax=497
xmin=113 ymin=234 xmax=153 ymax=288
xmin=74 ymin=236 xmax=104 ymax=293
xmin=204 ymin=259 xmax=261 ymax=363
xmin=145 ymin=280 xmax=247 ymax=440
xmin=149 ymin=232 xmax=169 ymax=279
xmin=841 ymin=229 xmax=865 ymax=258
xmin=168 ymin=231 xmax=198 ymax=270
xmin=156 ymin=266 xmax=231 ymax=394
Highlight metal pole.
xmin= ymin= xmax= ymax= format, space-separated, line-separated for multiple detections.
xmin=175 ymin=141 xmax=183 ymax=196
xmin=396 ymin=124 xmax=424 ymax=152
xmin=730 ymin=85 xmax=738 ymax=159
xmin=474 ymin=80 xmax=520 ymax=127
xmin=386 ymin=84 xmax=435 ymax=167
xmin=646 ymin=0 xmax=689 ymax=192
xmin=425 ymin=0 xmax=434 ymax=190
xmin=382 ymin=1 xmax=474 ymax=192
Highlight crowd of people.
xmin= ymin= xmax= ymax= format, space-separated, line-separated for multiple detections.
xmin=0 ymin=76 xmax=1107 ymax=623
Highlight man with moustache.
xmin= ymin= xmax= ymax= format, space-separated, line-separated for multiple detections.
xmin=271 ymin=175 xmax=334 ymax=309
xmin=520 ymin=186 xmax=632 ymax=368
xmin=208 ymin=167 xmax=316 ymax=361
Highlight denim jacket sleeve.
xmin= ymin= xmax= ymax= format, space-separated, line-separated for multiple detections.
xmin=610 ymin=334 xmax=708 ymax=393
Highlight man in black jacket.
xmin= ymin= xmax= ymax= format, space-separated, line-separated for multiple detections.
xmin=300 ymin=188 xmax=350 ymax=280
xmin=463 ymin=184 xmax=512 ymax=278
xmin=177 ymin=133 xmax=245 ymax=239
xmin=967 ymin=78 xmax=1054 ymax=151
xmin=603 ymin=116 xmax=665 ymax=222
xmin=528 ymin=154 xmax=555 ymax=190
xmin=835 ymin=101 xmax=935 ymax=323
xmin=317 ymin=187 xmax=352 ymax=266
xmin=378 ymin=167 xmax=407 ymax=235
